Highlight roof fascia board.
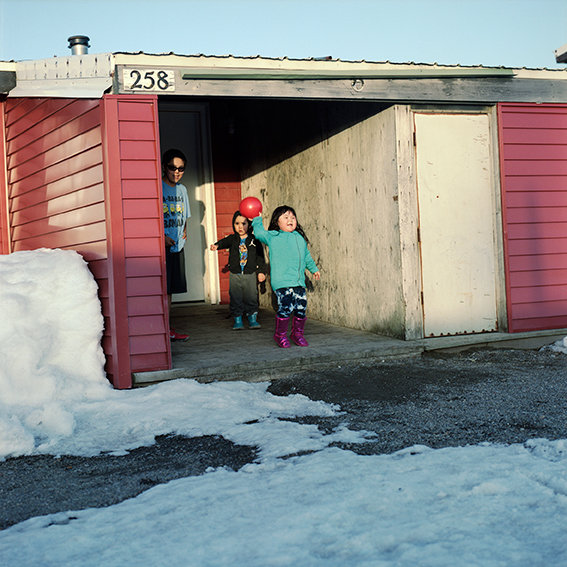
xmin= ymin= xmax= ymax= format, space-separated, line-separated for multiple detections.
xmin=555 ymin=43 xmax=567 ymax=63
xmin=0 ymin=71 xmax=16 ymax=93
xmin=9 ymin=78 xmax=113 ymax=98
xmin=179 ymin=67 xmax=516 ymax=79
xmin=9 ymin=53 xmax=114 ymax=98
xmin=114 ymin=66 xmax=567 ymax=103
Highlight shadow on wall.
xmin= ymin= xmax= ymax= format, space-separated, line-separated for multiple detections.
xmin=210 ymin=99 xmax=390 ymax=179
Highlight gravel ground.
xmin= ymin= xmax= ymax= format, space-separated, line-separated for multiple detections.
xmin=268 ymin=348 xmax=567 ymax=454
xmin=2 ymin=347 xmax=567 ymax=530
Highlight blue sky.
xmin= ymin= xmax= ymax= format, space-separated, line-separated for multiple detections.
xmin=0 ymin=0 xmax=566 ymax=68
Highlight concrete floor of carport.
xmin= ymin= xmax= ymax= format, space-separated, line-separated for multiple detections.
xmin=132 ymin=303 xmax=567 ymax=386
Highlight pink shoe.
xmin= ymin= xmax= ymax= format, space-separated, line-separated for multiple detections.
xmin=290 ymin=317 xmax=309 ymax=346
xmin=169 ymin=328 xmax=189 ymax=341
xmin=274 ymin=316 xmax=291 ymax=348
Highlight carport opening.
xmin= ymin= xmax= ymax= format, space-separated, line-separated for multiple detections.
xmin=156 ymin=97 xmax=405 ymax=373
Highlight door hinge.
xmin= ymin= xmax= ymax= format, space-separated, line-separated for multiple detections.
xmin=421 ymin=291 xmax=424 ymax=305
xmin=413 ymin=131 xmax=417 ymax=146
xmin=417 ymin=227 xmax=421 ymax=242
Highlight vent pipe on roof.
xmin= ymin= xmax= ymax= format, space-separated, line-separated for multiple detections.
xmin=68 ymin=35 xmax=90 ymax=55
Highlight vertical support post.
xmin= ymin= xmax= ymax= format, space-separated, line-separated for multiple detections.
xmin=0 ymin=102 xmax=11 ymax=254
xmin=100 ymin=96 xmax=132 ymax=389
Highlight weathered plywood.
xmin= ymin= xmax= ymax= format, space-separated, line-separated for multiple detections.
xmin=117 ymin=69 xmax=567 ymax=104
xmin=415 ymin=113 xmax=498 ymax=336
xmin=241 ymin=103 xmax=407 ymax=338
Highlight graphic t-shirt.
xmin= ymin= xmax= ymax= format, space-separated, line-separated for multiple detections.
xmin=162 ymin=180 xmax=191 ymax=252
xmin=239 ymin=238 xmax=248 ymax=272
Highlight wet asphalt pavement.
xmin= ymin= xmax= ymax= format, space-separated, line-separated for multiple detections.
xmin=2 ymin=347 xmax=567 ymax=530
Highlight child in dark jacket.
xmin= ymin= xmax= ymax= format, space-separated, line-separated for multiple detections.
xmin=210 ymin=211 xmax=267 ymax=330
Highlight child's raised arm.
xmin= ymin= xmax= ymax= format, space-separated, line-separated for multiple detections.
xmin=251 ymin=215 xmax=270 ymax=245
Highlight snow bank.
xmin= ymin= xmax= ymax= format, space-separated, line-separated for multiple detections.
xmin=0 ymin=249 xmax=109 ymax=458
xmin=0 ymin=249 xmax=364 ymax=461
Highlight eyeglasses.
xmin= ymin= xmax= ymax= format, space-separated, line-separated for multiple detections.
xmin=167 ymin=164 xmax=185 ymax=172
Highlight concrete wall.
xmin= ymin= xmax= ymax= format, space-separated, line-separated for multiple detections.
xmin=239 ymin=102 xmax=410 ymax=338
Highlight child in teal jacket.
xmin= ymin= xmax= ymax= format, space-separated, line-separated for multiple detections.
xmin=251 ymin=205 xmax=320 ymax=348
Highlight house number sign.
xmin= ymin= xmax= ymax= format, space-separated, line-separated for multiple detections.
xmin=123 ymin=69 xmax=176 ymax=92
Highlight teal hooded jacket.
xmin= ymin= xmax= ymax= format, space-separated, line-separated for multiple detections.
xmin=252 ymin=216 xmax=319 ymax=290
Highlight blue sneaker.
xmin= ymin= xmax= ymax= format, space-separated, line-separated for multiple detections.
xmin=247 ymin=312 xmax=261 ymax=329
xmin=232 ymin=316 xmax=244 ymax=330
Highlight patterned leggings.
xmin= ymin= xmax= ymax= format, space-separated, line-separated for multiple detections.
xmin=274 ymin=286 xmax=307 ymax=319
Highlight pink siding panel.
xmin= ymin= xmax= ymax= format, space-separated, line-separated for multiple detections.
xmin=504 ymin=176 xmax=567 ymax=191
xmin=4 ymin=95 xmax=170 ymax=389
xmin=123 ymin=199 xmax=160 ymax=219
xmin=125 ymin=256 xmax=162 ymax=277
xmin=2 ymin=98 xmax=124 ymax=385
xmin=128 ymin=295 xmax=164 ymax=316
xmin=129 ymin=315 xmax=167 ymax=335
xmin=502 ymin=145 xmax=567 ymax=160
xmin=130 ymin=334 xmax=168 ymax=355
xmin=508 ymin=238 xmax=567 ymax=256
xmin=10 ymin=166 xmax=104 ymax=210
xmin=121 ymin=160 xmax=159 ymax=179
xmin=9 ymin=146 xmax=104 ymax=195
xmin=105 ymin=95 xmax=171 ymax=381
xmin=8 ymin=109 xmax=101 ymax=169
xmin=126 ymin=276 xmax=163 ymax=296
xmin=123 ymin=218 xmax=161 ymax=238
xmin=122 ymin=179 xmax=160 ymax=198
xmin=511 ymin=285 xmax=567 ymax=303
xmin=119 ymin=121 xmax=155 ymax=140
xmin=509 ymin=268 xmax=567 ymax=288
xmin=506 ymin=192 xmax=567 ymax=208
xmin=131 ymin=353 xmax=170 ymax=373
xmin=118 ymin=102 xmax=155 ymax=121
xmin=119 ymin=140 xmax=158 ymax=159
xmin=498 ymin=103 xmax=567 ymax=332
xmin=124 ymin=237 xmax=162 ymax=257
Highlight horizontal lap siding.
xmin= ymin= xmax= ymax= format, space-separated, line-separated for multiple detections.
xmin=114 ymin=96 xmax=170 ymax=375
xmin=2 ymin=98 xmax=118 ymax=378
xmin=5 ymin=99 xmax=106 ymax=259
xmin=498 ymin=103 xmax=567 ymax=332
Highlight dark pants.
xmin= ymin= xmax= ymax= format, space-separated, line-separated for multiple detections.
xmin=166 ymin=248 xmax=187 ymax=295
xmin=229 ymin=273 xmax=258 ymax=317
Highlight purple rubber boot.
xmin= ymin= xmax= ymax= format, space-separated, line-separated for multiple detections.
xmin=274 ymin=316 xmax=291 ymax=348
xmin=290 ymin=316 xmax=309 ymax=347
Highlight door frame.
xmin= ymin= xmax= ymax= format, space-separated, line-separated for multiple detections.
xmin=411 ymin=106 xmax=507 ymax=337
xmin=157 ymin=100 xmax=220 ymax=304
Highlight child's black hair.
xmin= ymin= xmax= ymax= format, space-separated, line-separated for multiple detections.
xmin=268 ymin=205 xmax=309 ymax=243
xmin=232 ymin=210 xmax=252 ymax=234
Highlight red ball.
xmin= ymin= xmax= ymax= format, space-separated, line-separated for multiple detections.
xmin=239 ymin=196 xmax=263 ymax=219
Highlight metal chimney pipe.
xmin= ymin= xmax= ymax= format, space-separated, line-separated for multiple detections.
xmin=67 ymin=35 xmax=90 ymax=55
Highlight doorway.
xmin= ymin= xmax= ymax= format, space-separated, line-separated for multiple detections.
xmin=414 ymin=112 xmax=498 ymax=336
xmin=158 ymin=102 xmax=219 ymax=303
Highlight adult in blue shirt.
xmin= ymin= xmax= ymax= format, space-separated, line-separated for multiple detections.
xmin=162 ymin=148 xmax=191 ymax=341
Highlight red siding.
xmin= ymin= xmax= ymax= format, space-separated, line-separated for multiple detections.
xmin=101 ymin=95 xmax=170 ymax=384
xmin=498 ymin=103 xmax=567 ymax=332
xmin=2 ymin=95 xmax=170 ymax=389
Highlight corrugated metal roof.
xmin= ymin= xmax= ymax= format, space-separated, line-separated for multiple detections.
xmin=112 ymin=51 xmax=566 ymax=72
xmin=6 ymin=51 xmax=567 ymax=98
